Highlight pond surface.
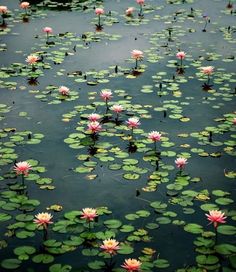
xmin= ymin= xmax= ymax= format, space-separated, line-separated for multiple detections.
xmin=0 ymin=0 xmax=236 ymax=271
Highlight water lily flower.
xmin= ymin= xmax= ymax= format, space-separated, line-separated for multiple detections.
xmin=136 ymin=0 xmax=145 ymax=15
xmin=126 ymin=117 xmax=140 ymax=129
xmin=148 ymin=131 xmax=162 ymax=142
xmin=87 ymin=121 xmax=102 ymax=134
xmin=95 ymin=8 xmax=105 ymax=15
xmin=59 ymin=86 xmax=70 ymax=96
xmin=95 ymin=8 xmax=104 ymax=27
xmin=131 ymin=50 xmax=143 ymax=69
xmin=0 ymin=5 xmax=8 ymax=14
xmin=100 ymin=89 xmax=112 ymax=101
xmin=201 ymin=66 xmax=214 ymax=75
xmin=131 ymin=49 xmax=143 ymax=60
xmin=205 ymin=210 xmax=227 ymax=228
xmin=176 ymin=51 xmax=186 ymax=67
xmin=43 ymin=27 xmax=53 ymax=43
xmin=201 ymin=66 xmax=214 ymax=85
xmin=43 ymin=26 xmax=53 ymax=34
xmin=111 ymin=104 xmax=123 ymax=122
xmin=20 ymin=2 xmax=30 ymax=10
xmin=88 ymin=113 xmax=101 ymax=122
xmin=233 ymin=117 xmax=236 ymax=125
xmin=121 ymin=258 xmax=142 ymax=271
xmin=34 ymin=212 xmax=53 ymax=228
xmin=14 ymin=161 xmax=32 ymax=176
xmin=26 ymin=54 xmax=39 ymax=65
xmin=81 ymin=208 xmax=98 ymax=221
xmin=126 ymin=7 xmax=135 ymax=16
xmin=111 ymin=104 xmax=123 ymax=114
xmin=100 ymin=239 xmax=120 ymax=255
xmin=176 ymin=51 xmax=186 ymax=60
xmin=175 ymin=157 xmax=188 ymax=170
xmin=136 ymin=0 xmax=145 ymax=4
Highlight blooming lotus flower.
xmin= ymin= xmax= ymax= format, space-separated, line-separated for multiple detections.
xmin=111 ymin=104 xmax=123 ymax=114
xmin=136 ymin=0 xmax=145 ymax=15
xmin=20 ymin=2 xmax=30 ymax=9
xmin=100 ymin=239 xmax=120 ymax=255
xmin=14 ymin=161 xmax=32 ymax=176
xmin=100 ymin=89 xmax=112 ymax=101
xmin=126 ymin=7 xmax=135 ymax=16
xmin=43 ymin=27 xmax=53 ymax=34
xmin=88 ymin=113 xmax=101 ymax=122
xmin=137 ymin=0 xmax=145 ymax=4
xmin=26 ymin=55 xmax=39 ymax=65
xmin=87 ymin=121 xmax=102 ymax=134
xmin=148 ymin=131 xmax=162 ymax=142
xmin=176 ymin=51 xmax=186 ymax=68
xmin=131 ymin=50 xmax=143 ymax=60
xmin=175 ymin=157 xmax=188 ymax=169
xmin=131 ymin=50 xmax=143 ymax=69
xmin=34 ymin=212 xmax=53 ymax=228
xmin=126 ymin=117 xmax=140 ymax=129
xmin=95 ymin=8 xmax=104 ymax=15
xmin=81 ymin=208 xmax=98 ymax=221
xmin=121 ymin=258 xmax=142 ymax=271
xmin=206 ymin=210 xmax=227 ymax=228
xmin=0 ymin=6 xmax=8 ymax=14
xmin=176 ymin=51 xmax=186 ymax=60
xmin=59 ymin=86 xmax=70 ymax=96
xmin=201 ymin=66 xmax=214 ymax=75
xmin=95 ymin=8 xmax=104 ymax=27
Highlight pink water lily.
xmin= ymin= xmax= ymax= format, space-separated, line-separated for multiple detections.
xmin=201 ymin=66 xmax=214 ymax=75
xmin=14 ymin=161 xmax=32 ymax=176
xmin=88 ymin=113 xmax=101 ymax=122
xmin=111 ymin=104 xmax=123 ymax=113
xmin=81 ymin=208 xmax=98 ymax=221
xmin=136 ymin=0 xmax=145 ymax=15
xmin=233 ymin=117 xmax=236 ymax=125
xmin=100 ymin=89 xmax=112 ymax=101
xmin=175 ymin=157 xmax=188 ymax=170
xmin=121 ymin=258 xmax=142 ymax=271
xmin=100 ymin=239 xmax=120 ymax=255
xmin=59 ymin=86 xmax=70 ymax=96
xmin=126 ymin=117 xmax=140 ymax=129
xmin=43 ymin=27 xmax=53 ymax=43
xmin=0 ymin=6 xmax=8 ymax=14
xmin=95 ymin=8 xmax=104 ymax=27
xmin=176 ymin=51 xmax=186 ymax=60
xmin=26 ymin=55 xmax=39 ymax=65
xmin=87 ymin=121 xmax=102 ymax=134
xmin=206 ymin=210 xmax=227 ymax=228
xmin=95 ymin=8 xmax=104 ymax=15
xmin=136 ymin=0 xmax=145 ymax=4
xmin=201 ymin=66 xmax=214 ymax=85
xmin=131 ymin=49 xmax=143 ymax=60
xmin=43 ymin=26 xmax=53 ymax=33
xmin=131 ymin=50 xmax=143 ymax=69
xmin=126 ymin=7 xmax=135 ymax=16
xmin=20 ymin=2 xmax=30 ymax=10
xmin=176 ymin=51 xmax=186 ymax=68
xmin=148 ymin=131 xmax=162 ymax=142
xmin=34 ymin=212 xmax=53 ymax=228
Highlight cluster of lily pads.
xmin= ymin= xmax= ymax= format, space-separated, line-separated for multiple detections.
xmin=0 ymin=0 xmax=236 ymax=271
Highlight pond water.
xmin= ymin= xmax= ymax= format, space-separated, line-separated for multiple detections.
xmin=0 ymin=0 xmax=236 ymax=271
